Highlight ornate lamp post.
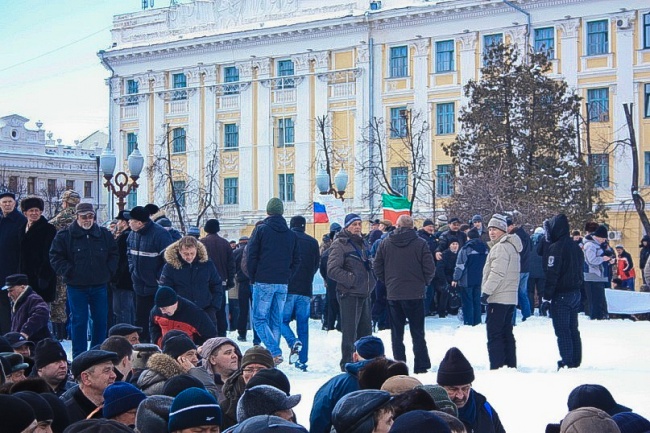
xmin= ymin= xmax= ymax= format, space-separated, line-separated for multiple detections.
xmin=100 ymin=143 xmax=144 ymax=211
xmin=316 ymin=166 xmax=348 ymax=200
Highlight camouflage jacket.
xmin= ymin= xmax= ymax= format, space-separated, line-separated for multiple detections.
xmin=50 ymin=208 xmax=76 ymax=231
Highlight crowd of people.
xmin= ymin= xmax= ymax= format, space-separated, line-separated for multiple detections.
xmin=1 ymin=188 xmax=649 ymax=432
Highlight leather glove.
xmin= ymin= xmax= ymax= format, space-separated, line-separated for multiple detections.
xmin=480 ymin=293 xmax=490 ymax=305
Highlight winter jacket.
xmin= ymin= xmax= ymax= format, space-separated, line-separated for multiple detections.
xmin=61 ymin=385 xmax=103 ymax=424
xmin=127 ymin=220 xmax=174 ymax=296
xmin=454 ymin=239 xmax=489 ymax=288
xmin=583 ymin=236 xmax=610 ymax=282
xmin=288 ymin=227 xmax=320 ymax=297
xmin=0 ymin=208 xmax=27 ymax=283
xmin=327 ymin=229 xmax=376 ymax=298
xmin=113 ymin=228 xmax=134 ymax=291
xmin=616 ymin=250 xmax=635 ymax=280
xmin=149 ymin=296 xmax=217 ymax=347
xmin=417 ymin=228 xmax=439 ymax=256
xmin=189 ymin=337 xmax=242 ymax=402
xmin=246 ymin=214 xmax=300 ymax=285
xmin=200 ymin=233 xmax=236 ymax=289
xmin=512 ymin=226 xmax=531 ymax=273
xmin=529 ymin=233 xmax=546 ymax=279
xmin=436 ymin=229 xmax=467 ymax=254
xmin=374 ymin=227 xmax=435 ymax=301
xmin=233 ymin=245 xmax=249 ymax=283
xmin=160 ymin=240 xmax=222 ymax=310
xmin=156 ymin=216 xmax=182 ymax=241
xmin=49 ymin=221 xmax=118 ymax=287
xmin=10 ymin=287 xmax=52 ymax=344
xmin=543 ymin=214 xmax=584 ymax=299
xmin=309 ymin=359 xmax=373 ymax=433
xmin=136 ymin=353 xmax=184 ymax=396
xmin=640 ymin=236 xmax=650 ymax=272
xmin=482 ymin=233 xmax=522 ymax=305
xmin=457 ymin=389 xmax=506 ymax=433
xmin=19 ymin=216 xmax=57 ymax=302
xmin=435 ymin=248 xmax=458 ymax=286
xmin=319 ymin=247 xmax=336 ymax=292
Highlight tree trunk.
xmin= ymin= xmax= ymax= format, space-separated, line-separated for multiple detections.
xmin=623 ymin=103 xmax=650 ymax=236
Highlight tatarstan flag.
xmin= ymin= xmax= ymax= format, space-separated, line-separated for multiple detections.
xmin=382 ymin=193 xmax=411 ymax=224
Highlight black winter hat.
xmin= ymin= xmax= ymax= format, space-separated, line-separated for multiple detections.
xmin=144 ymin=203 xmax=160 ymax=215
xmin=162 ymin=334 xmax=196 ymax=359
xmin=108 ymin=323 xmax=142 ymax=338
xmin=567 ymin=384 xmax=632 ymax=416
xmin=436 ymin=347 xmax=475 ymax=386
xmin=40 ymin=392 xmax=70 ymax=433
xmin=236 ymin=384 xmax=301 ymax=422
xmin=70 ymin=350 xmax=119 ymax=379
xmin=125 ymin=206 xmax=150 ymax=223
xmin=155 ymin=285 xmax=178 ymax=308
xmin=204 ymin=218 xmax=220 ymax=234
xmin=232 ymin=415 xmax=309 ymax=433
xmin=162 ymin=373 xmax=206 ymax=397
xmin=246 ymin=368 xmax=291 ymax=395
xmin=115 ymin=210 xmax=129 ymax=221
xmin=389 ymin=410 xmax=451 ymax=433
xmin=33 ymin=338 xmax=68 ymax=370
xmin=290 ymin=215 xmax=306 ymax=229
xmin=13 ymin=391 xmax=54 ymax=422
xmin=423 ymin=219 xmax=434 ymax=227
xmin=467 ymin=228 xmax=480 ymax=240
xmin=0 ymin=335 xmax=13 ymax=353
xmin=0 ymin=394 xmax=36 ymax=433
xmin=593 ymin=225 xmax=609 ymax=239
xmin=20 ymin=196 xmax=44 ymax=212
xmin=62 ymin=419 xmax=135 ymax=433
xmin=0 ymin=191 xmax=16 ymax=200
xmin=3 ymin=273 xmax=28 ymax=289
xmin=332 ymin=389 xmax=392 ymax=433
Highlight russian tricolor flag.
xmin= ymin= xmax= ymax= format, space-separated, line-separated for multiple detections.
xmin=314 ymin=202 xmax=329 ymax=223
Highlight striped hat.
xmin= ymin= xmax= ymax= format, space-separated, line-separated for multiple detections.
xmin=169 ymin=388 xmax=222 ymax=431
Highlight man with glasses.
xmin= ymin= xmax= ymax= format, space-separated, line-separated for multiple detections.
xmin=50 ymin=203 xmax=118 ymax=357
xmin=437 ymin=347 xmax=505 ymax=433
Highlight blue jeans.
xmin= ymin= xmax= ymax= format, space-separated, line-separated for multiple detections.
xmin=252 ymin=283 xmax=287 ymax=357
xmin=112 ymin=288 xmax=135 ymax=325
xmin=280 ymin=294 xmax=311 ymax=364
xmin=620 ymin=278 xmax=635 ymax=290
xmin=513 ymin=272 xmax=531 ymax=324
xmin=67 ymin=284 xmax=108 ymax=358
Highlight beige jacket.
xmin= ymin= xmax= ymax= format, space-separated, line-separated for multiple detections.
xmin=482 ymin=233 xmax=523 ymax=305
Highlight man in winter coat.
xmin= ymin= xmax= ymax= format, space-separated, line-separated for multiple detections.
xmin=437 ymin=347 xmax=505 ymax=433
xmin=481 ymin=214 xmax=522 ymax=370
xmin=0 ymin=192 xmax=27 ymax=334
xmin=3 ymin=274 xmax=51 ymax=344
xmin=246 ymin=198 xmax=300 ymax=365
xmin=543 ymin=214 xmax=584 ymax=369
xmin=528 ymin=227 xmax=547 ymax=316
xmin=233 ymin=236 xmax=254 ymax=342
xmin=582 ymin=225 xmax=611 ymax=320
xmin=281 ymin=216 xmax=320 ymax=371
xmin=200 ymin=218 xmax=236 ymax=336
xmin=18 ymin=196 xmax=57 ymax=303
xmin=471 ymin=214 xmax=491 ymax=244
xmin=327 ymin=213 xmax=376 ymax=371
xmin=126 ymin=205 xmax=174 ymax=342
xmin=160 ymin=236 xmax=222 ymax=325
xmin=507 ymin=217 xmax=532 ymax=323
xmin=417 ymin=218 xmax=439 ymax=315
xmin=434 ymin=239 xmax=459 ymax=318
xmin=453 ymin=228 xmax=488 ymax=326
xmin=435 ymin=217 xmax=467 ymax=260
xmin=49 ymin=202 xmax=118 ymax=357
xmin=640 ymin=235 xmax=650 ymax=284
xmin=112 ymin=210 xmax=135 ymax=325
xmin=615 ymin=245 xmax=635 ymax=290
xmin=33 ymin=338 xmax=75 ymax=396
xmin=320 ymin=223 xmax=342 ymax=332
xmin=374 ymin=215 xmax=435 ymax=374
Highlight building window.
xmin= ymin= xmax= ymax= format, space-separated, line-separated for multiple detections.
xmin=483 ymin=33 xmax=503 ymax=64
xmin=84 ymin=181 xmax=92 ymax=198
xmin=645 ymin=152 xmax=650 ymax=186
xmin=436 ymin=102 xmax=455 ymax=135
xmin=47 ymin=179 xmax=56 ymax=195
xmin=172 ymin=180 xmax=186 ymax=206
xmin=66 ymin=180 xmax=75 ymax=191
xmin=390 ymin=107 xmax=407 ymax=138
xmin=437 ymin=165 xmax=454 ymax=197
xmin=224 ymin=124 xmax=239 ymax=150
xmin=224 ymin=66 xmax=239 ymax=95
xmin=224 ymin=177 xmax=238 ymax=205
xmin=435 ymin=40 xmax=455 ymax=73
xmin=278 ymin=173 xmax=294 ymax=202
xmin=27 ymin=177 xmax=36 ymax=195
xmin=534 ymin=27 xmax=555 ymax=58
xmin=391 ymin=167 xmax=408 ymax=197
xmin=389 ymin=46 xmax=408 ymax=78
xmin=587 ymin=20 xmax=608 ymax=55
xmin=277 ymin=118 xmax=294 ymax=147
xmin=645 ymin=83 xmax=650 ymax=118
xmin=172 ymin=128 xmax=186 ymax=153
xmin=127 ymin=190 xmax=137 ymax=209
xmin=587 ymin=88 xmax=609 ymax=122
xmin=277 ymin=60 xmax=295 ymax=89
xmin=126 ymin=79 xmax=139 ymax=105
xmin=589 ymin=154 xmax=609 ymax=189
xmin=172 ymin=73 xmax=187 ymax=100
xmin=645 ymin=13 xmax=650 ymax=49
xmin=127 ymin=132 xmax=137 ymax=156
xmin=8 ymin=176 xmax=18 ymax=192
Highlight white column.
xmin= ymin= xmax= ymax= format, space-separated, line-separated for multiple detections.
xmin=186 ymin=68 xmax=202 ymax=218
xmin=558 ymin=19 xmax=580 ymax=90
xmin=236 ymin=61 xmax=255 ymax=212
xmin=135 ymin=75 xmax=150 ymax=207
xmin=151 ymin=72 xmax=168 ymax=206
xmin=292 ymin=53 xmax=314 ymax=214
xmin=412 ymin=38 xmax=430 ymax=211
xmin=458 ymin=32 xmax=478 ymax=110
xmin=355 ymin=44 xmax=371 ymax=212
xmin=254 ymin=58 xmax=272 ymax=211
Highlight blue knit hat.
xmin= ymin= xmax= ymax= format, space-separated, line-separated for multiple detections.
xmin=103 ymin=382 xmax=147 ymax=419
xmin=169 ymin=388 xmax=222 ymax=431
xmin=354 ymin=336 xmax=384 ymax=359
xmin=344 ymin=213 xmax=362 ymax=228
xmin=612 ymin=412 xmax=650 ymax=433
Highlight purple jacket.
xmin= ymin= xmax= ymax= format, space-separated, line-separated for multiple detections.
xmin=11 ymin=287 xmax=52 ymax=344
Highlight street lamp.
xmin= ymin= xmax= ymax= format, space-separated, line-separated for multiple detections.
xmin=100 ymin=143 xmax=144 ymax=211
xmin=316 ymin=166 xmax=348 ymax=200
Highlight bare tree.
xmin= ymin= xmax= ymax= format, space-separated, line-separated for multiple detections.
xmin=40 ymin=184 xmax=66 ymax=218
xmin=623 ymin=103 xmax=650 ymax=235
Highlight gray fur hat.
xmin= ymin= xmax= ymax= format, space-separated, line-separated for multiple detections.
xmin=236 ymin=385 xmax=301 ymax=423
xmin=135 ymin=395 xmax=173 ymax=433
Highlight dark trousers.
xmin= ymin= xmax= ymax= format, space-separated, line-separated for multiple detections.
xmin=460 ymin=285 xmax=482 ymax=326
xmin=527 ymin=277 xmax=546 ymax=312
xmin=237 ymin=280 xmax=260 ymax=343
xmin=436 ymin=281 xmax=450 ymax=317
xmin=486 ymin=303 xmax=516 ymax=369
xmin=585 ymin=281 xmax=607 ymax=319
xmin=135 ymin=294 xmax=155 ymax=343
xmin=424 ymin=282 xmax=435 ymax=315
xmin=324 ymin=282 xmax=340 ymax=331
xmin=113 ymin=288 xmax=135 ymax=325
xmin=0 ymin=292 xmax=11 ymax=334
xmin=388 ymin=299 xmax=431 ymax=372
xmin=229 ymin=298 xmax=240 ymax=332
xmin=216 ymin=305 xmax=228 ymax=337
xmin=337 ymin=294 xmax=372 ymax=371
xmin=551 ymin=290 xmax=582 ymax=368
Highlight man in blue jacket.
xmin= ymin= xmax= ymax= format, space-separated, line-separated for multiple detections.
xmin=246 ymin=198 xmax=300 ymax=365
xmin=49 ymin=203 xmax=118 ymax=357
xmin=126 ymin=206 xmax=174 ymax=343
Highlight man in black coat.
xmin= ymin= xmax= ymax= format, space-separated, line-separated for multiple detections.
xmin=0 ymin=192 xmax=27 ymax=333
xmin=112 ymin=211 xmax=135 ymax=325
xmin=281 ymin=216 xmax=320 ymax=371
xmin=543 ymin=214 xmax=584 ymax=369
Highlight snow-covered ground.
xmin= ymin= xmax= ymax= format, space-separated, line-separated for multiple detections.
xmin=65 ymin=312 xmax=650 ymax=432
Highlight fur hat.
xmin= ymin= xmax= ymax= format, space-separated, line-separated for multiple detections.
xmin=560 ymin=407 xmax=620 ymax=433
xmin=246 ymin=368 xmax=291 ymax=395
xmin=567 ymin=384 xmax=631 ymax=416
xmin=34 ymin=338 xmax=68 ymax=370
xmin=13 ymin=391 xmax=53 ymax=423
xmin=380 ymin=375 xmax=423 ymax=395
xmin=135 ymin=395 xmax=173 ymax=433
xmin=436 ymin=347 xmax=475 ymax=386
xmin=487 ymin=214 xmax=508 ymax=233
xmin=241 ymin=345 xmax=274 ymax=369
xmin=162 ymin=374 xmax=206 ymax=397
xmin=162 ymin=335 xmax=196 ymax=359
xmin=102 ymin=382 xmax=147 ymax=419
xmin=593 ymin=225 xmax=609 ymax=239
xmin=344 ymin=213 xmax=362 ymax=228
xmin=204 ymin=219 xmax=220 ymax=234
xmin=389 ymin=410 xmax=451 ymax=433
xmin=154 ymin=286 xmax=178 ymax=308
xmin=169 ymin=388 xmax=222 ymax=431
xmin=266 ymin=197 xmax=284 ymax=215
xmin=20 ymin=196 xmax=44 ymax=212
xmin=354 ymin=336 xmax=384 ymax=359
xmin=237 ymin=385 xmax=301 ymax=422
xmin=358 ymin=358 xmax=409 ymax=390
xmin=332 ymin=390 xmax=392 ymax=433
xmin=0 ymin=394 xmax=36 ymax=433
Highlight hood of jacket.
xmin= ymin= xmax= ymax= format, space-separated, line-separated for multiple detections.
xmin=151 ymin=210 xmax=167 ymax=222
xmin=465 ymin=238 xmax=488 ymax=254
xmin=489 ymin=232 xmax=523 ymax=253
xmin=144 ymin=353 xmax=184 ymax=379
xmin=263 ymin=214 xmax=289 ymax=233
xmin=198 ymin=337 xmax=242 ymax=375
xmin=386 ymin=227 xmax=418 ymax=248
xmin=547 ymin=214 xmax=570 ymax=243
xmin=164 ymin=239 xmax=209 ymax=269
